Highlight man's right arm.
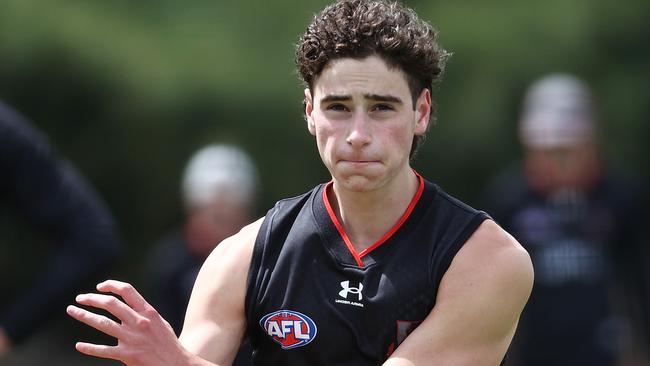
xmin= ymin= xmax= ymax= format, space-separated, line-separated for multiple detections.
xmin=179 ymin=217 xmax=262 ymax=364
xmin=67 ymin=218 xmax=262 ymax=366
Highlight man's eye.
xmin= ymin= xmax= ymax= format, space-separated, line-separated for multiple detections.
xmin=327 ymin=104 xmax=348 ymax=111
xmin=372 ymin=104 xmax=393 ymax=112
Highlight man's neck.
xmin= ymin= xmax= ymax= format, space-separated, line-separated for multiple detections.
xmin=328 ymin=168 xmax=420 ymax=253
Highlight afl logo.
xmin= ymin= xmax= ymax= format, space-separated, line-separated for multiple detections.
xmin=260 ymin=310 xmax=317 ymax=350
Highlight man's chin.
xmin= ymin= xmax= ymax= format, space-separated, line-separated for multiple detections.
xmin=335 ymin=173 xmax=384 ymax=193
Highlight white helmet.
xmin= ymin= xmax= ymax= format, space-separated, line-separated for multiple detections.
xmin=181 ymin=144 xmax=258 ymax=209
xmin=519 ymin=74 xmax=596 ymax=148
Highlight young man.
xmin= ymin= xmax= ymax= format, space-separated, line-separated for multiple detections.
xmin=67 ymin=1 xmax=533 ymax=365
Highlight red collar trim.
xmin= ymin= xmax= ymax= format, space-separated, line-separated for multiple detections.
xmin=322 ymin=171 xmax=425 ymax=267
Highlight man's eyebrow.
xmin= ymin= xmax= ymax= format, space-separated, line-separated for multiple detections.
xmin=320 ymin=94 xmax=352 ymax=103
xmin=364 ymin=94 xmax=403 ymax=104
xmin=319 ymin=94 xmax=403 ymax=104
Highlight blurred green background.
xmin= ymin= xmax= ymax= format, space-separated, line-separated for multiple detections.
xmin=0 ymin=0 xmax=648 ymax=363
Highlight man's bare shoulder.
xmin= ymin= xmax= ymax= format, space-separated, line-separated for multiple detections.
xmin=179 ymin=217 xmax=264 ymax=362
xmin=447 ymin=219 xmax=534 ymax=305
xmin=384 ymin=220 xmax=533 ymax=365
xmin=462 ymin=219 xmax=532 ymax=283
xmin=184 ymin=216 xmax=264 ymax=318
xmin=440 ymin=219 xmax=534 ymax=337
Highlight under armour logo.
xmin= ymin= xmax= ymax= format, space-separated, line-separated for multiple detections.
xmin=339 ymin=281 xmax=363 ymax=301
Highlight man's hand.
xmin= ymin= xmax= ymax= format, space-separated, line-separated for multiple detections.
xmin=67 ymin=280 xmax=201 ymax=366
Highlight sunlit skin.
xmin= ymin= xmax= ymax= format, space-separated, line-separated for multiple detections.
xmin=304 ymin=55 xmax=431 ymax=250
xmin=305 ymin=55 xmax=430 ymax=194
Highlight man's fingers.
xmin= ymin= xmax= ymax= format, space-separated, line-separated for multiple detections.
xmin=66 ymin=305 xmax=123 ymax=339
xmin=74 ymin=342 xmax=121 ymax=361
xmin=96 ymin=280 xmax=151 ymax=312
xmin=74 ymin=293 xmax=139 ymax=325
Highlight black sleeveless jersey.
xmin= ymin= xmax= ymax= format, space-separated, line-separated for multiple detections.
xmin=245 ymin=175 xmax=489 ymax=365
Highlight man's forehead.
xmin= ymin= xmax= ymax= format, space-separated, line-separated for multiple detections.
xmin=312 ymin=56 xmax=410 ymax=99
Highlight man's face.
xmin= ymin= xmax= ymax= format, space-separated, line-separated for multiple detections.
xmin=304 ymin=55 xmax=430 ymax=192
xmin=523 ymin=141 xmax=600 ymax=192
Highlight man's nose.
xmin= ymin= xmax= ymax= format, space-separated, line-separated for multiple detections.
xmin=346 ymin=112 xmax=371 ymax=147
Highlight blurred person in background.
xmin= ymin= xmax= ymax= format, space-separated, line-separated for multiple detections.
xmin=0 ymin=100 xmax=121 ymax=359
xmin=481 ymin=74 xmax=649 ymax=366
xmin=144 ymin=143 xmax=258 ymax=366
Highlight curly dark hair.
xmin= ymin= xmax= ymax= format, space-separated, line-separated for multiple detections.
xmin=296 ymin=0 xmax=449 ymax=156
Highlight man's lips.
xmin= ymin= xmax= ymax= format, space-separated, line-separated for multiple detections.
xmin=338 ymin=159 xmax=380 ymax=165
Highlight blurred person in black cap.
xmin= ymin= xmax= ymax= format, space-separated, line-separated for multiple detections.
xmin=0 ymin=100 xmax=121 ymax=358
xmin=481 ymin=74 xmax=649 ymax=365
xmin=144 ymin=143 xmax=258 ymax=366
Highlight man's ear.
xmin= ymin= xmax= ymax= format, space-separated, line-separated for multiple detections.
xmin=414 ymin=88 xmax=431 ymax=135
xmin=304 ymin=88 xmax=316 ymax=136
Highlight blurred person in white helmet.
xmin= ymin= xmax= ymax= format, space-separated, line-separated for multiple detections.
xmin=482 ymin=74 xmax=649 ymax=366
xmin=518 ymin=74 xmax=600 ymax=194
xmin=179 ymin=144 xmax=258 ymax=262
xmin=144 ymin=143 xmax=258 ymax=366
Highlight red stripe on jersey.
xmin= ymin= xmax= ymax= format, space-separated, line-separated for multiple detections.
xmin=360 ymin=172 xmax=424 ymax=257
xmin=323 ymin=184 xmax=365 ymax=267
xmin=322 ymin=171 xmax=425 ymax=267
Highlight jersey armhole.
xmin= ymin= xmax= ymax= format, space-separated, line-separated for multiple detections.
xmin=244 ymin=207 xmax=277 ymax=325
xmin=430 ymin=212 xmax=490 ymax=296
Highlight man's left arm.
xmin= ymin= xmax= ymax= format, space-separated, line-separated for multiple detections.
xmin=384 ymin=220 xmax=534 ymax=365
